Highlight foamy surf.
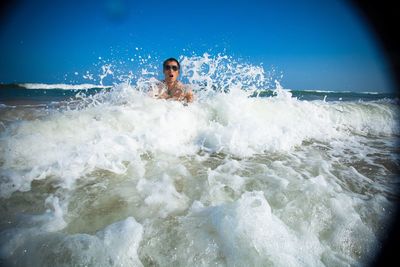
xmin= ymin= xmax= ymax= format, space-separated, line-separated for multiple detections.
xmin=0 ymin=54 xmax=398 ymax=267
xmin=17 ymin=83 xmax=112 ymax=90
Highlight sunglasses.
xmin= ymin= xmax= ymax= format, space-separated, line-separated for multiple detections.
xmin=164 ymin=65 xmax=179 ymax=71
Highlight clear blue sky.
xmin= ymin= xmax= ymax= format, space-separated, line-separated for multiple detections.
xmin=0 ymin=0 xmax=394 ymax=92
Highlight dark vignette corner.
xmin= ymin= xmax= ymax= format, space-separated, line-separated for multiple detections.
xmin=349 ymin=1 xmax=400 ymax=266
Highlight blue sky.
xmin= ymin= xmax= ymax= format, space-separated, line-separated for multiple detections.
xmin=0 ymin=0 xmax=394 ymax=92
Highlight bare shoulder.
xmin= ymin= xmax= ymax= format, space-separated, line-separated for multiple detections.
xmin=175 ymin=81 xmax=185 ymax=90
xmin=177 ymin=82 xmax=192 ymax=92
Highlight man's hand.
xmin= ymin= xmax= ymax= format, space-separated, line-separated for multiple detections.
xmin=184 ymin=91 xmax=194 ymax=103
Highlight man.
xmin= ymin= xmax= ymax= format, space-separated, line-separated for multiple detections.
xmin=151 ymin=58 xmax=194 ymax=103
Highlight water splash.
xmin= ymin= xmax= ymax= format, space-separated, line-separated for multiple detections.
xmin=180 ymin=53 xmax=276 ymax=95
xmin=81 ymin=52 xmax=280 ymax=97
xmin=99 ymin=64 xmax=114 ymax=86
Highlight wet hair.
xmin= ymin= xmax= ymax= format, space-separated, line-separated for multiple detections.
xmin=163 ymin=58 xmax=180 ymax=70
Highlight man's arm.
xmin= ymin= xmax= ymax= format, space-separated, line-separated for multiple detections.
xmin=184 ymin=89 xmax=194 ymax=103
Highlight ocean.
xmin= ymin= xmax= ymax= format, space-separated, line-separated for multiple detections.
xmin=0 ymin=55 xmax=399 ymax=266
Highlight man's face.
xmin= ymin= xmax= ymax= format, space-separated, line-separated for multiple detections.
xmin=163 ymin=61 xmax=180 ymax=82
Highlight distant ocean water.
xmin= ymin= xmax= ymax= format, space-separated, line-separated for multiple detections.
xmin=0 ymin=55 xmax=399 ymax=267
xmin=0 ymin=83 xmax=112 ymax=106
xmin=0 ymin=82 xmax=397 ymax=104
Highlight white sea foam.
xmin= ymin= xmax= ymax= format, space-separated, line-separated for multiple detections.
xmin=1 ymin=83 xmax=397 ymax=198
xmin=18 ymin=83 xmax=111 ymax=90
xmin=0 ymin=217 xmax=143 ymax=266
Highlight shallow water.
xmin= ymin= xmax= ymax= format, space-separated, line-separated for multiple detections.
xmin=0 ymin=82 xmax=398 ymax=267
xmin=1 ymin=54 xmax=399 ymax=266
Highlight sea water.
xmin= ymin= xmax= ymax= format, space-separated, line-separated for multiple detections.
xmin=0 ymin=54 xmax=399 ymax=266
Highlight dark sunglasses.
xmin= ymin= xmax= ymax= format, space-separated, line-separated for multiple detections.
xmin=164 ymin=65 xmax=179 ymax=71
